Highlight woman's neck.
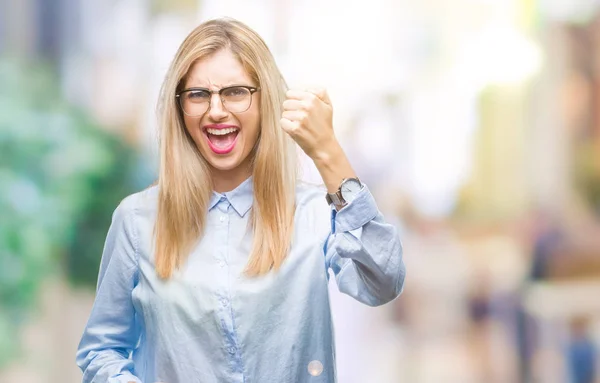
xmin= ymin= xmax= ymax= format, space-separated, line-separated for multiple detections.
xmin=211 ymin=164 xmax=252 ymax=193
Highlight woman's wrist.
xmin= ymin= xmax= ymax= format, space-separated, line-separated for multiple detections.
xmin=312 ymin=141 xmax=357 ymax=193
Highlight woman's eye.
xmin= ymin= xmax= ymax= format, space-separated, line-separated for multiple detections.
xmin=224 ymin=87 xmax=248 ymax=97
xmin=188 ymin=91 xmax=210 ymax=100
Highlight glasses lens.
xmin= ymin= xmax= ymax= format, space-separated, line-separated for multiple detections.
xmin=222 ymin=87 xmax=252 ymax=113
xmin=180 ymin=90 xmax=210 ymax=116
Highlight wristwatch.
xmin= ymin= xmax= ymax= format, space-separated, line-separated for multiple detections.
xmin=325 ymin=177 xmax=363 ymax=208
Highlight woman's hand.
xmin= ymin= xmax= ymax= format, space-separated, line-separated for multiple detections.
xmin=280 ymin=88 xmax=357 ymax=194
xmin=280 ymin=88 xmax=338 ymax=161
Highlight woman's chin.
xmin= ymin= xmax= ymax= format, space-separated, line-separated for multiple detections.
xmin=205 ymin=153 xmax=246 ymax=173
xmin=197 ymin=140 xmax=252 ymax=176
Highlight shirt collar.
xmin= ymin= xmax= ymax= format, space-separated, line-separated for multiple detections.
xmin=209 ymin=176 xmax=253 ymax=217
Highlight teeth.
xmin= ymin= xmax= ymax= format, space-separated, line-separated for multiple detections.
xmin=206 ymin=127 xmax=238 ymax=135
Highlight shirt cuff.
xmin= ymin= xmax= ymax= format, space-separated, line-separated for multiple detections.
xmin=332 ymin=184 xmax=378 ymax=233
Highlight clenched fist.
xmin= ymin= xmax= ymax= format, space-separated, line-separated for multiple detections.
xmin=280 ymin=88 xmax=337 ymax=160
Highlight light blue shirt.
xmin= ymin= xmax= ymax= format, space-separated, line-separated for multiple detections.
xmin=76 ymin=178 xmax=405 ymax=383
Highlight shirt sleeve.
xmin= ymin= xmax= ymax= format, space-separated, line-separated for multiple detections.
xmin=325 ymin=184 xmax=406 ymax=306
xmin=76 ymin=197 xmax=142 ymax=383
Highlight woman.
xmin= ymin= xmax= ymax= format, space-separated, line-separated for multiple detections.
xmin=76 ymin=18 xmax=405 ymax=383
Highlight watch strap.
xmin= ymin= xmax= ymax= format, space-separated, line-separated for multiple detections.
xmin=325 ymin=190 xmax=346 ymax=208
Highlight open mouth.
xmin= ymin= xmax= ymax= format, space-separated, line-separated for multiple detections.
xmin=204 ymin=126 xmax=240 ymax=154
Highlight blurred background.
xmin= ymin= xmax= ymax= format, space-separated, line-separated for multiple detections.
xmin=1 ymin=0 xmax=600 ymax=382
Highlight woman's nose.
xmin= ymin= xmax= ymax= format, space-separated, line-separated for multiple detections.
xmin=207 ymin=94 xmax=228 ymax=120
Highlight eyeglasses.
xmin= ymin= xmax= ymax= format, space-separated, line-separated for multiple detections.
xmin=176 ymin=85 xmax=260 ymax=116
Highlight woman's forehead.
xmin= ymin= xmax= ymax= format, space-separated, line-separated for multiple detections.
xmin=185 ymin=50 xmax=252 ymax=88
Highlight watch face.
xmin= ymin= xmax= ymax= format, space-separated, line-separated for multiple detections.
xmin=340 ymin=178 xmax=362 ymax=202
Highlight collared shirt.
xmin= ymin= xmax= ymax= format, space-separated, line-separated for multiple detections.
xmin=76 ymin=177 xmax=405 ymax=383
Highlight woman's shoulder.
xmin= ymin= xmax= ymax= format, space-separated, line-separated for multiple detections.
xmin=295 ymin=181 xmax=329 ymax=210
xmin=295 ymin=181 xmax=332 ymax=232
xmin=115 ymin=184 xmax=159 ymax=217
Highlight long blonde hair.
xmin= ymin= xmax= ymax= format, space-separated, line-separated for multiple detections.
xmin=155 ymin=18 xmax=297 ymax=279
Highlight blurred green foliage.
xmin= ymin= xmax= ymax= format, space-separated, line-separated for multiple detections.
xmin=0 ymin=59 xmax=143 ymax=366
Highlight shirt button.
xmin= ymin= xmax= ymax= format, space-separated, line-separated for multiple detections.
xmin=227 ymin=346 xmax=236 ymax=354
xmin=218 ymin=260 xmax=226 ymax=268
xmin=220 ymin=215 xmax=226 ymax=222
xmin=220 ymin=298 xmax=228 ymax=307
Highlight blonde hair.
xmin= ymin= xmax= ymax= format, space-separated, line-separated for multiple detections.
xmin=155 ymin=18 xmax=297 ymax=279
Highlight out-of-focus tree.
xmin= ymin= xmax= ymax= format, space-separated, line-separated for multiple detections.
xmin=0 ymin=59 xmax=142 ymax=366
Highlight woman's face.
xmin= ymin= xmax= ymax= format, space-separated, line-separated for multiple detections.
xmin=181 ymin=49 xmax=261 ymax=182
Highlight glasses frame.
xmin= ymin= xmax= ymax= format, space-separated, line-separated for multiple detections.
xmin=175 ymin=85 xmax=261 ymax=116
